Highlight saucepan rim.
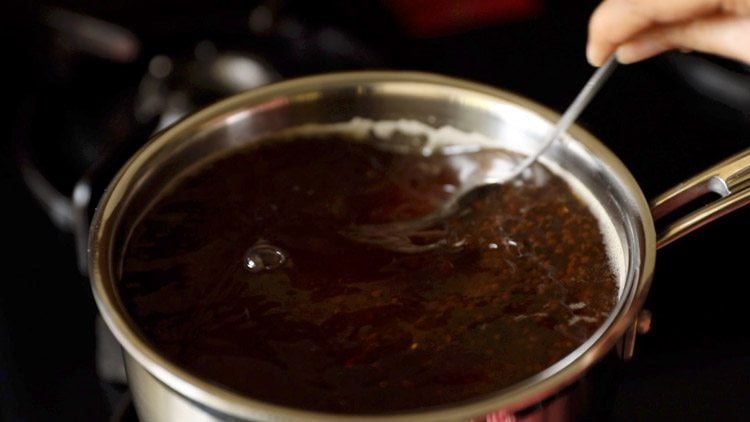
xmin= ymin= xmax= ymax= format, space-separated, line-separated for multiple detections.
xmin=89 ymin=70 xmax=656 ymax=421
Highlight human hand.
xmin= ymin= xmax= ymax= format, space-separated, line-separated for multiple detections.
xmin=586 ymin=0 xmax=750 ymax=66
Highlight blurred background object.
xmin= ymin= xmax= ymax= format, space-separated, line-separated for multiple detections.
xmin=1 ymin=0 xmax=748 ymax=421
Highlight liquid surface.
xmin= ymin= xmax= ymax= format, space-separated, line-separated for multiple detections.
xmin=119 ymin=132 xmax=619 ymax=413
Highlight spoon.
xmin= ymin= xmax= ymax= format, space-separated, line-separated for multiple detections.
xmin=343 ymin=55 xmax=619 ymax=253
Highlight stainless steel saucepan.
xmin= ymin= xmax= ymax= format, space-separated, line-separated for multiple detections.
xmin=88 ymin=71 xmax=750 ymax=421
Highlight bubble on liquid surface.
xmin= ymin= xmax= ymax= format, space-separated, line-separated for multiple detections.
xmin=243 ymin=243 xmax=288 ymax=272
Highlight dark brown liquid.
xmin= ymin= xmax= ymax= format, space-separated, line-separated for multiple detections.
xmin=119 ymin=132 xmax=618 ymax=414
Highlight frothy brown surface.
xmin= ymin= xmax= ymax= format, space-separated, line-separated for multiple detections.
xmin=119 ymin=132 xmax=618 ymax=413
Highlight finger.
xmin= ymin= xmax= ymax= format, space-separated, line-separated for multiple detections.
xmin=615 ymin=15 xmax=750 ymax=65
xmin=587 ymin=0 xmax=727 ymax=66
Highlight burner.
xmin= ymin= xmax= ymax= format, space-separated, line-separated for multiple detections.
xmin=15 ymin=3 xmax=388 ymax=275
xmin=5 ymin=1 xmax=748 ymax=421
xmin=135 ymin=40 xmax=280 ymax=132
xmin=10 ymin=6 xmax=391 ymax=420
xmin=110 ymin=392 xmax=139 ymax=422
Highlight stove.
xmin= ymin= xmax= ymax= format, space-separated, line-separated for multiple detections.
xmin=2 ymin=1 xmax=749 ymax=421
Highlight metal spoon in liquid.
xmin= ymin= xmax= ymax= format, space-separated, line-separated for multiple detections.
xmin=343 ymin=55 xmax=619 ymax=253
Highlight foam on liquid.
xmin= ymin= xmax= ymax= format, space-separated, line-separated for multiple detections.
xmin=265 ymin=117 xmax=626 ymax=294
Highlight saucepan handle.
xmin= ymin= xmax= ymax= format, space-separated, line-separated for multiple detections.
xmin=650 ymin=148 xmax=750 ymax=249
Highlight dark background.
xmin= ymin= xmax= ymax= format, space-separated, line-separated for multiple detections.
xmin=1 ymin=0 xmax=748 ymax=421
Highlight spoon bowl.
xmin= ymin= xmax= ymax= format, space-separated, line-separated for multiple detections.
xmin=342 ymin=55 xmax=619 ymax=253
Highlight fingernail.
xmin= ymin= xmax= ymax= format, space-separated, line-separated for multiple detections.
xmin=615 ymin=45 xmax=638 ymax=64
xmin=586 ymin=44 xmax=600 ymax=66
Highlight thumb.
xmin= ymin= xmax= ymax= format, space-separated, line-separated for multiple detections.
xmin=615 ymin=15 xmax=750 ymax=65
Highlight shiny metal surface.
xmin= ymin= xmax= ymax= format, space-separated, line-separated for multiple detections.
xmin=510 ymin=54 xmax=618 ymax=181
xmin=339 ymin=57 xmax=619 ymax=253
xmin=125 ymin=354 xmax=221 ymax=422
xmin=617 ymin=149 xmax=750 ymax=361
xmin=651 ymin=148 xmax=750 ymax=249
xmin=89 ymin=71 xmax=658 ymax=421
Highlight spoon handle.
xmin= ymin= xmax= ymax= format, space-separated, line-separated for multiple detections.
xmin=509 ymin=54 xmax=619 ymax=179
